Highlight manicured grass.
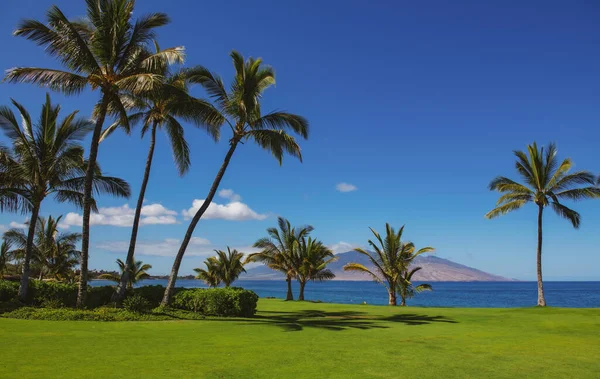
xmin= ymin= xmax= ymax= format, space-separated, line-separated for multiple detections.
xmin=1 ymin=300 xmax=599 ymax=378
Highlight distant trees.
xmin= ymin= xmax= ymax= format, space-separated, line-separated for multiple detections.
xmin=344 ymin=223 xmax=434 ymax=306
xmin=485 ymin=142 xmax=600 ymax=306
xmin=0 ymin=240 xmax=13 ymax=277
xmin=194 ymin=247 xmax=246 ymax=287
xmin=99 ymin=259 xmax=152 ymax=290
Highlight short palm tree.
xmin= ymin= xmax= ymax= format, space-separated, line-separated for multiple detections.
xmin=0 ymin=95 xmax=129 ymax=301
xmin=343 ymin=223 xmax=434 ymax=306
xmin=214 ymin=248 xmax=247 ymax=287
xmin=194 ymin=257 xmax=221 ymax=288
xmin=161 ymin=52 xmax=309 ymax=305
xmin=99 ymin=259 xmax=152 ymax=290
xmin=0 ymin=240 xmax=13 ymax=278
xmin=4 ymin=215 xmax=81 ymax=281
xmin=104 ymin=53 xmax=224 ymax=304
xmin=397 ymin=266 xmax=432 ymax=307
xmin=246 ymin=217 xmax=314 ymax=301
xmin=294 ymin=237 xmax=336 ymax=301
xmin=485 ymin=142 xmax=600 ymax=306
xmin=5 ymin=0 xmax=180 ymax=307
xmin=396 ymin=241 xmax=434 ymax=306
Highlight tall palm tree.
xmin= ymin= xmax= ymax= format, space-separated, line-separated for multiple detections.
xmin=5 ymin=0 xmax=180 ymax=307
xmin=0 ymin=95 xmax=130 ymax=301
xmin=194 ymin=257 xmax=221 ymax=288
xmin=98 ymin=259 xmax=152 ymax=290
xmin=343 ymin=223 xmax=434 ymax=306
xmin=485 ymin=142 xmax=600 ymax=306
xmin=4 ymin=215 xmax=81 ymax=281
xmin=160 ymin=52 xmax=309 ymax=305
xmin=0 ymin=240 xmax=13 ymax=278
xmin=396 ymin=241 xmax=434 ymax=306
xmin=103 ymin=54 xmax=224 ymax=304
xmin=294 ymin=237 xmax=336 ymax=301
xmin=246 ymin=217 xmax=314 ymax=301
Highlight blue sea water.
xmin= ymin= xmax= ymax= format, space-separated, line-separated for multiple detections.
xmin=89 ymin=280 xmax=600 ymax=308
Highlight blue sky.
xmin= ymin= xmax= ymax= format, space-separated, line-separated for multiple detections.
xmin=1 ymin=0 xmax=599 ymax=280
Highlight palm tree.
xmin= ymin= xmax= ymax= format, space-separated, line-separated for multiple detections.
xmin=104 ymin=54 xmax=224 ymax=304
xmin=396 ymin=241 xmax=434 ymax=306
xmin=294 ymin=237 xmax=336 ymax=301
xmin=0 ymin=95 xmax=130 ymax=301
xmin=0 ymin=240 xmax=13 ymax=278
xmin=4 ymin=216 xmax=81 ymax=282
xmin=485 ymin=142 xmax=600 ymax=306
xmin=397 ymin=266 xmax=432 ymax=307
xmin=214 ymin=247 xmax=246 ymax=287
xmin=194 ymin=257 xmax=221 ymax=288
xmin=5 ymin=0 xmax=180 ymax=307
xmin=160 ymin=52 xmax=309 ymax=305
xmin=343 ymin=223 xmax=433 ymax=306
xmin=246 ymin=218 xmax=313 ymax=301
xmin=99 ymin=259 xmax=152 ymax=290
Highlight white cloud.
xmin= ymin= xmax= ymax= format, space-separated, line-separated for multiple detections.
xmin=9 ymin=221 xmax=28 ymax=229
xmin=61 ymin=203 xmax=179 ymax=228
xmin=96 ymin=237 xmax=258 ymax=258
xmin=336 ymin=182 xmax=357 ymax=192
xmin=182 ymin=191 xmax=267 ymax=221
xmin=329 ymin=241 xmax=356 ymax=254
xmin=218 ymin=189 xmax=242 ymax=202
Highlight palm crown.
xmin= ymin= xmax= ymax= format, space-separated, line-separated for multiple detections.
xmin=194 ymin=257 xmax=221 ymax=288
xmin=99 ymin=259 xmax=152 ymax=289
xmin=485 ymin=142 xmax=600 ymax=227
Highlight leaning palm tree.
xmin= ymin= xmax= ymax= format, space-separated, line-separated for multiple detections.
xmin=343 ymin=223 xmax=434 ymax=306
xmin=194 ymin=257 xmax=221 ymax=288
xmin=104 ymin=54 xmax=224 ymax=304
xmin=0 ymin=95 xmax=130 ymax=301
xmin=5 ymin=0 xmax=180 ymax=307
xmin=4 ymin=215 xmax=81 ymax=281
xmin=0 ymin=240 xmax=13 ymax=278
xmin=295 ymin=237 xmax=336 ymax=301
xmin=485 ymin=142 xmax=600 ymax=306
xmin=160 ymin=52 xmax=309 ymax=305
xmin=99 ymin=259 xmax=152 ymax=290
xmin=246 ymin=217 xmax=313 ymax=301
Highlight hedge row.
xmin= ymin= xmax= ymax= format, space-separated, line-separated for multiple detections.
xmin=0 ymin=281 xmax=258 ymax=317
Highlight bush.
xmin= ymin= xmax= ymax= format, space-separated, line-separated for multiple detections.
xmin=0 ymin=281 xmax=18 ymax=302
xmin=132 ymin=285 xmax=168 ymax=308
xmin=30 ymin=281 xmax=78 ymax=307
xmin=41 ymin=298 xmax=64 ymax=309
xmin=172 ymin=287 xmax=258 ymax=317
xmin=87 ymin=286 xmax=116 ymax=309
xmin=0 ymin=306 xmax=206 ymax=321
xmin=123 ymin=294 xmax=151 ymax=313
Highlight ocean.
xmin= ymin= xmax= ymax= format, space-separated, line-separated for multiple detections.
xmin=89 ymin=279 xmax=600 ymax=308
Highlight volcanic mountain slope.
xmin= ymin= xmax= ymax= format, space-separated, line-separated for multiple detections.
xmin=242 ymin=251 xmax=513 ymax=281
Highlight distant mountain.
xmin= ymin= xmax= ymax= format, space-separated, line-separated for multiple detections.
xmin=242 ymin=251 xmax=513 ymax=282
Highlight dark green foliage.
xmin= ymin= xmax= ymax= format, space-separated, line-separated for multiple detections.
xmin=172 ymin=288 xmax=258 ymax=317
xmin=1 ymin=306 xmax=205 ymax=322
xmin=0 ymin=280 xmax=19 ymax=302
xmin=87 ymin=286 xmax=117 ymax=309
xmin=132 ymin=285 xmax=168 ymax=308
xmin=122 ymin=294 xmax=151 ymax=313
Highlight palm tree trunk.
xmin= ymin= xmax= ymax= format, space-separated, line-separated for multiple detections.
xmin=298 ymin=280 xmax=306 ymax=301
xmin=285 ymin=276 xmax=294 ymax=301
xmin=400 ymin=297 xmax=406 ymax=306
xmin=536 ymin=205 xmax=546 ymax=306
xmin=113 ymin=123 xmax=158 ymax=305
xmin=18 ymin=204 xmax=40 ymax=302
xmin=161 ymin=140 xmax=239 ymax=306
xmin=388 ymin=290 xmax=397 ymax=306
xmin=77 ymin=96 xmax=109 ymax=308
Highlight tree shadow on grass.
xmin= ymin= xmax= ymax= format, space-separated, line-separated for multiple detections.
xmin=210 ymin=309 xmax=457 ymax=332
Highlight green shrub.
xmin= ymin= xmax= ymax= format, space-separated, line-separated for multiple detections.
xmin=0 ymin=306 xmax=206 ymax=321
xmin=87 ymin=285 xmax=116 ymax=309
xmin=0 ymin=281 xmax=18 ymax=302
xmin=132 ymin=285 xmax=168 ymax=308
xmin=172 ymin=287 xmax=258 ymax=317
xmin=41 ymin=298 xmax=64 ymax=309
xmin=30 ymin=281 xmax=78 ymax=307
xmin=123 ymin=294 xmax=151 ymax=313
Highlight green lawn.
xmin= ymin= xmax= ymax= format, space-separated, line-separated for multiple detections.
xmin=1 ymin=300 xmax=599 ymax=378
